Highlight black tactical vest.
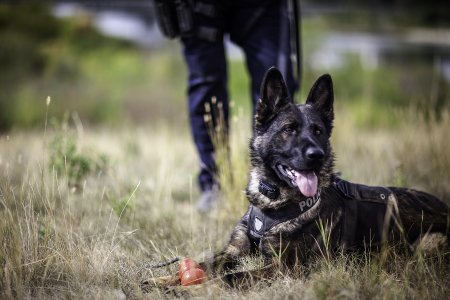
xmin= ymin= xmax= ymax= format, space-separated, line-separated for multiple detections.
xmin=334 ymin=178 xmax=394 ymax=250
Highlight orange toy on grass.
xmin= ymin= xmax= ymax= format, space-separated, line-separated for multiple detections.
xmin=178 ymin=258 xmax=206 ymax=286
xmin=181 ymin=268 xmax=206 ymax=286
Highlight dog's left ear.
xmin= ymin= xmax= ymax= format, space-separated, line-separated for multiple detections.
xmin=255 ymin=67 xmax=292 ymax=130
xmin=306 ymin=74 xmax=334 ymax=134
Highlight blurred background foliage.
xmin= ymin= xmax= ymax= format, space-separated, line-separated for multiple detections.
xmin=0 ymin=0 xmax=185 ymax=130
xmin=0 ymin=0 xmax=449 ymax=131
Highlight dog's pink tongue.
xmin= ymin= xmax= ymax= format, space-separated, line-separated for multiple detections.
xmin=294 ymin=171 xmax=318 ymax=197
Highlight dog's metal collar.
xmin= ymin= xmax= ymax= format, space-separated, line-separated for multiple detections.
xmin=258 ymin=180 xmax=280 ymax=199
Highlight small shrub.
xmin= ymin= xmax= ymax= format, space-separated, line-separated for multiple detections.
xmin=49 ymin=131 xmax=108 ymax=187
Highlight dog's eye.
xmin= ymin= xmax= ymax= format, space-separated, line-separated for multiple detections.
xmin=282 ymin=126 xmax=296 ymax=134
xmin=314 ymin=127 xmax=322 ymax=136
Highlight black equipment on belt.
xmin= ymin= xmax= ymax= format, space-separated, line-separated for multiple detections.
xmin=154 ymin=0 xmax=195 ymax=39
xmin=153 ymin=0 xmax=302 ymax=96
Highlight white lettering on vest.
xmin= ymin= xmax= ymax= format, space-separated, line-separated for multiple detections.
xmin=299 ymin=191 xmax=321 ymax=212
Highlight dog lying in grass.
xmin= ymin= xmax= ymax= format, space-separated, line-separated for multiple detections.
xmin=141 ymin=67 xmax=449 ymax=291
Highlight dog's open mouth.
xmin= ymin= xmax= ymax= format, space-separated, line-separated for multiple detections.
xmin=277 ymin=164 xmax=318 ymax=197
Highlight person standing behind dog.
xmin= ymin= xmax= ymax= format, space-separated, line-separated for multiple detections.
xmin=154 ymin=0 xmax=298 ymax=212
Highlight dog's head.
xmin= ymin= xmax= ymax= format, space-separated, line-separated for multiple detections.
xmin=248 ymin=67 xmax=335 ymax=208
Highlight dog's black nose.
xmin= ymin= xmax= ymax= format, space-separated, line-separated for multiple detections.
xmin=305 ymin=147 xmax=325 ymax=162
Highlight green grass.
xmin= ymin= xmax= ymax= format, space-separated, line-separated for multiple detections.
xmin=0 ymin=2 xmax=187 ymax=130
xmin=1 ymin=104 xmax=449 ymax=299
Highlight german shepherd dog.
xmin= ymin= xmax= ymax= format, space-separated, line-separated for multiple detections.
xmin=142 ymin=67 xmax=449 ymax=290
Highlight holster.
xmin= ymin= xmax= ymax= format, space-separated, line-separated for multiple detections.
xmin=154 ymin=0 xmax=194 ymax=39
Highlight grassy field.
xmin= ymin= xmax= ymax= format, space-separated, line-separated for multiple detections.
xmin=1 ymin=100 xmax=449 ymax=298
xmin=1 ymin=4 xmax=450 ymax=298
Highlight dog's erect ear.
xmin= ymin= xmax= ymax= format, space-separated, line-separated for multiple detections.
xmin=306 ymin=74 xmax=334 ymax=134
xmin=255 ymin=67 xmax=292 ymax=130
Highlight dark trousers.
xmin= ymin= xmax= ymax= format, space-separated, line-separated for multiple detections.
xmin=181 ymin=0 xmax=297 ymax=191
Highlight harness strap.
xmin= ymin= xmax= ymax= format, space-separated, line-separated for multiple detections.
xmin=248 ymin=205 xmax=295 ymax=248
xmin=341 ymin=196 xmax=357 ymax=249
xmin=248 ymin=191 xmax=321 ymax=248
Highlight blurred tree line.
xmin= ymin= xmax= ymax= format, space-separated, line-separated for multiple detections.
xmin=0 ymin=0 xmax=449 ymax=131
xmin=309 ymin=0 xmax=450 ymax=27
xmin=0 ymin=0 xmax=134 ymax=131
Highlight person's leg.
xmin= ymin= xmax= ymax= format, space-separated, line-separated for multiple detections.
xmin=230 ymin=0 xmax=297 ymax=111
xmin=181 ymin=36 xmax=229 ymax=199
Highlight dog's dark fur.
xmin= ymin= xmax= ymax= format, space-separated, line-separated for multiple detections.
xmin=142 ymin=67 xmax=449 ymax=290
xmin=202 ymin=67 xmax=449 ymax=275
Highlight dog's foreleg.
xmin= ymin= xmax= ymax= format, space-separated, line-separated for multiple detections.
xmin=201 ymin=209 xmax=252 ymax=274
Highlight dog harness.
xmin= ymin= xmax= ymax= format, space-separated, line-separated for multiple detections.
xmin=248 ymin=178 xmax=395 ymax=250
xmin=334 ymin=178 xmax=395 ymax=250
xmin=248 ymin=185 xmax=321 ymax=247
